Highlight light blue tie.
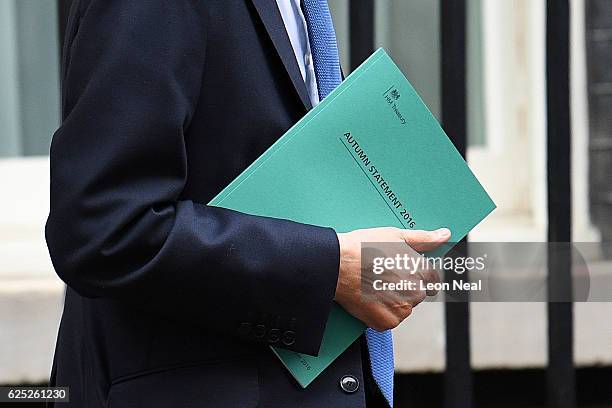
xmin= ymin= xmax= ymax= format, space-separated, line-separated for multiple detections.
xmin=300 ymin=0 xmax=342 ymax=100
xmin=300 ymin=0 xmax=394 ymax=405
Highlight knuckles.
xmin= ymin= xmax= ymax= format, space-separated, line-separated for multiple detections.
xmin=371 ymin=317 xmax=400 ymax=332
xmin=370 ymin=303 xmax=413 ymax=331
xmin=412 ymin=289 xmax=427 ymax=305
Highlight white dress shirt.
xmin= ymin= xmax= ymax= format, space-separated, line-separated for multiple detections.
xmin=275 ymin=0 xmax=321 ymax=107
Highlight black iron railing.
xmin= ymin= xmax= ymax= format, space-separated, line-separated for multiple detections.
xmin=546 ymin=1 xmax=575 ymax=407
xmin=347 ymin=1 xmax=575 ymax=407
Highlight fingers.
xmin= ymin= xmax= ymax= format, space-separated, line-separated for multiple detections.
xmin=368 ymin=302 xmax=413 ymax=332
xmin=399 ymin=228 xmax=451 ymax=253
xmin=398 ymin=228 xmax=447 ymax=295
xmin=338 ymin=226 xmax=451 ymax=332
xmin=419 ymin=267 xmax=441 ymax=296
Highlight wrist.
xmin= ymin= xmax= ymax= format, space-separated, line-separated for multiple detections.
xmin=334 ymin=232 xmax=359 ymax=303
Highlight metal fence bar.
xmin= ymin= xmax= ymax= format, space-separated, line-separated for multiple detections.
xmin=349 ymin=0 xmax=375 ymax=71
xmin=546 ymin=1 xmax=575 ymax=407
xmin=441 ymin=2 xmax=473 ymax=408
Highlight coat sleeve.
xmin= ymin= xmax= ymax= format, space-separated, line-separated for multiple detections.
xmin=45 ymin=0 xmax=340 ymax=356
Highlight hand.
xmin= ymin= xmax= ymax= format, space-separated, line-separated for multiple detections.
xmin=334 ymin=227 xmax=451 ymax=331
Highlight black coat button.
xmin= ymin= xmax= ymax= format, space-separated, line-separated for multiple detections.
xmin=339 ymin=375 xmax=359 ymax=393
xmin=237 ymin=323 xmax=251 ymax=336
xmin=267 ymin=328 xmax=280 ymax=343
xmin=281 ymin=330 xmax=296 ymax=346
xmin=253 ymin=324 xmax=266 ymax=339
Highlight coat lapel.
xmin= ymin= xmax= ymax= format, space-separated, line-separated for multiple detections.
xmin=250 ymin=0 xmax=313 ymax=111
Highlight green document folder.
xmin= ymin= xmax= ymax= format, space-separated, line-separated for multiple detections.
xmin=209 ymin=49 xmax=496 ymax=387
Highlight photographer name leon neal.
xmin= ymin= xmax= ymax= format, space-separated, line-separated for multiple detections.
xmin=372 ymin=279 xmax=482 ymax=292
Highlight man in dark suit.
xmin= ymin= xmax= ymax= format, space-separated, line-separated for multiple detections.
xmin=46 ymin=0 xmax=449 ymax=406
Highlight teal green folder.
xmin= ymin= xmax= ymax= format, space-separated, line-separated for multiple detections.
xmin=209 ymin=49 xmax=495 ymax=387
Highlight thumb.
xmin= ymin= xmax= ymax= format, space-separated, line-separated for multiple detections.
xmin=400 ymin=228 xmax=451 ymax=253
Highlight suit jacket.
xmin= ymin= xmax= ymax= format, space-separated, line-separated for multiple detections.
xmin=46 ymin=0 xmax=383 ymax=407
